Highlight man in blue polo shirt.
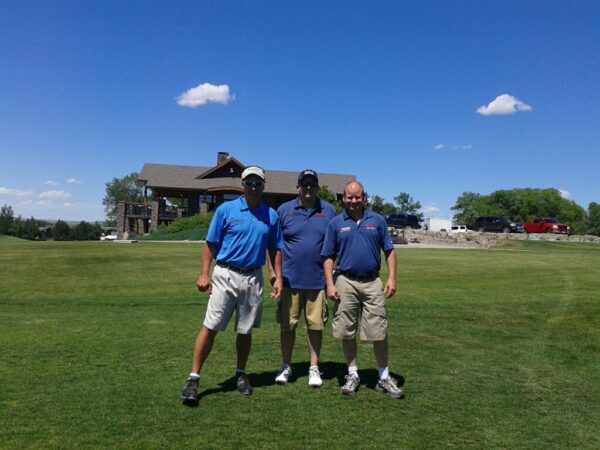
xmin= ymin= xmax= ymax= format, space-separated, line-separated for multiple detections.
xmin=321 ymin=180 xmax=404 ymax=399
xmin=272 ymin=169 xmax=336 ymax=388
xmin=181 ymin=166 xmax=284 ymax=407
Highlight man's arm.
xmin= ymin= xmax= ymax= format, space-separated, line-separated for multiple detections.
xmin=266 ymin=250 xmax=277 ymax=286
xmin=323 ymin=257 xmax=340 ymax=301
xmin=270 ymin=249 xmax=283 ymax=299
xmin=383 ymin=248 xmax=396 ymax=298
xmin=196 ymin=242 xmax=216 ymax=293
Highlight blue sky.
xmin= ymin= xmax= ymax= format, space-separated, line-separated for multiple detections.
xmin=1 ymin=0 xmax=599 ymax=222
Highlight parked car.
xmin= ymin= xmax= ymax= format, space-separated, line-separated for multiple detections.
xmin=468 ymin=216 xmax=524 ymax=233
xmin=450 ymin=225 xmax=468 ymax=233
xmin=100 ymin=232 xmax=117 ymax=241
xmin=523 ymin=218 xmax=571 ymax=234
xmin=385 ymin=213 xmax=421 ymax=229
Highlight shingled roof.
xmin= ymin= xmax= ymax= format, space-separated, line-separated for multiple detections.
xmin=138 ymin=160 xmax=354 ymax=195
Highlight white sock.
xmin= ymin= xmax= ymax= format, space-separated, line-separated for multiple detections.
xmin=235 ymin=368 xmax=245 ymax=376
xmin=378 ymin=367 xmax=389 ymax=380
xmin=189 ymin=372 xmax=200 ymax=380
xmin=281 ymin=363 xmax=291 ymax=369
xmin=309 ymin=365 xmax=319 ymax=370
xmin=348 ymin=365 xmax=359 ymax=378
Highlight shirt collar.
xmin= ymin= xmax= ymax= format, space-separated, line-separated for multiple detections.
xmin=343 ymin=208 xmax=371 ymax=221
xmin=238 ymin=196 xmax=250 ymax=211
xmin=294 ymin=197 xmax=322 ymax=212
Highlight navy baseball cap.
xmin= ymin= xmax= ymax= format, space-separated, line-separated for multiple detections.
xmin=298 ymin=169 xmax=318 ymax=184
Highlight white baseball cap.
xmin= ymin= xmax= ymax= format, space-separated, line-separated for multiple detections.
xmin=241 ymin=166 xmax=265 ymax=180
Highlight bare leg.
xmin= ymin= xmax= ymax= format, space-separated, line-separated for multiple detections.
xmin=373 ymin=338 xmax=388 ymax=369
xmin=280 ymin=330 xmax=295 ymax=365
xmin=307 ymin=330 xmax=322 ymax=367
xmin=342 ymin=338 xmax=358 ymax=368
xmin=191 ymin=326 xmax=218 ymax=374
xmin=236 ymin=333 xmax=252 ymax=370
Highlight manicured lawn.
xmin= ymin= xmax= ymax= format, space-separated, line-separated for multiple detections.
xmin=0 ymin=238 xmax=599 ymax=449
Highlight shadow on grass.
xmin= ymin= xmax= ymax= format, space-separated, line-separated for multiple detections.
xmin=195 ymin=361 xmax=405 ymax=401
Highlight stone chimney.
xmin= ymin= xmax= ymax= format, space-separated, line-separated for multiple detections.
xmin=217 ymin=151 xmax=229 ymax=165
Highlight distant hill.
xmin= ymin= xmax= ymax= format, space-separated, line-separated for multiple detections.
xmin=0 ymin=235 xmax=26 ymax=243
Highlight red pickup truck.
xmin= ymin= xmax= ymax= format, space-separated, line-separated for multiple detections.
xmin=523 ymin=218 xmax=571 ymax=234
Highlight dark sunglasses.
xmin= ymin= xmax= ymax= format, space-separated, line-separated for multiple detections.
xmin=243 ymin=180 xmax=264 ymax=188
xmin=299 ymin=181 xmax=318 ymax=188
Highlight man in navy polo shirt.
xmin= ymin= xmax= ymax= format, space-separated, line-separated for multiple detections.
xmin=272 ymin=169 xmax=337 ymax=388
xmin=181 ymin=166 xmax=284 ymax=407
xmin=321 ymin=180 xmax=404 ymax=399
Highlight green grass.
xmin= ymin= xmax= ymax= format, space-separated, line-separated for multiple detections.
xmin=1 ymin=239 xmax=599 ymax=449
xmin=136 ymin=227 xmax=208 ymax=241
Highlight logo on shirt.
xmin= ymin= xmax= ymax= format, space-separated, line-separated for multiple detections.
xmin=339 ymin=226 xmax=351 ymax=233
xmin=315 ymin=212 xmax=328 ymax=217
xmin=366 ymin=225 xmax=378 ymax=230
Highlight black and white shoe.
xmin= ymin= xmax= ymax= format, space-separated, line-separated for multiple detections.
xmin=236 ymin=374 xmax=253 ymax=396
xmin=182 ymin=377 xmax=200 ymax=406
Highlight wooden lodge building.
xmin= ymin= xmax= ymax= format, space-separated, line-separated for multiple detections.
xmin=116 ymin=152 xmax=355 ymax=239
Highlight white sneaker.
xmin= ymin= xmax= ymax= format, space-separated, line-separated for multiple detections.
xmin=275 ymin=365 xmax=292 ymax=384
xmin=308 ymin=366 xmax=322 ymax=388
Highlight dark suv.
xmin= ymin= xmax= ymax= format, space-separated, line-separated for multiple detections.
xmin=385 ymin=213 xmax=421 ymax=229
xmin=468 ymin=216 xmax=524 ymax=233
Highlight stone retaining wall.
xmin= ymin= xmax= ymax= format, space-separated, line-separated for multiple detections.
xmin=391 ymin=228 xmax=600 ymax=248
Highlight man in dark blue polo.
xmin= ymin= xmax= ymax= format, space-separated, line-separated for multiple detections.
xmin=273 ymin=169 xmax=336 ymax=388
xmin=181 ymin=166 xmax=284 ymax=406
xmin=321 ymin=180 xmax=404 ymax=399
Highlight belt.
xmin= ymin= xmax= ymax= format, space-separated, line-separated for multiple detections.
xmin=339 ymin=270 xmax=379 ymax=282
xmin=216 ymin=261 xmax=260 ymax=275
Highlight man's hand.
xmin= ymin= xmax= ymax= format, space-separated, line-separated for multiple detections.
xmin=383 ymin=278 xmax=396 ymax=298
xmin=196 ymin=274 xmax=212 ymax=293
xmin=327 ymin=284 xmax=340 ymax=302
xmin=270 ymin=277 xmax=283 ymax=300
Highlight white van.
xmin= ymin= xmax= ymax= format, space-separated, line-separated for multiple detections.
xmin=450 ymin=225 xmax=468 ymax=233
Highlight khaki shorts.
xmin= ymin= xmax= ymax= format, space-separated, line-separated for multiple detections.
xmin=332 ymin=275 xmax=387 ymax=341
xmin=277 ymin=288 xmax=328 ymax=331
xmin=203 ymin=265 xmax=263 ymax=334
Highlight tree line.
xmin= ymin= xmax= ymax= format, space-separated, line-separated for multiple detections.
xmin=451 ymin=188 xmax=600 ymax=235
xmin=0 ymin=205 xmax=104 ymax=241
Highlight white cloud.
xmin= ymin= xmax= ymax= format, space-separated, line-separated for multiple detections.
xmin=45 ymin=180 xmax=59 ymax=186
xmin=435 ymin=144 xmax=472 ymax=150
xmin=0 ymin=187 xmax=34 ymax=199
xmin=422 ymin=205 xmax=440 ymax=214
xmin=66 ymin=178 xmax=82 ymax=184
xmin=477 ymin=94 xmax=532 ymax=116
xmin=63 ymin=202 xmax=75 ymax=207
xmin=176 ymin=83 xmax=234 ymax=108
xmin=559 ymin=189 xmax=571 ymax=199
xmin=39 ymin=190 xmax=71 ymax=200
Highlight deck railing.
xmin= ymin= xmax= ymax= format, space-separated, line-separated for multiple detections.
xmin=125 ymin=203 xmax=189 ymax=219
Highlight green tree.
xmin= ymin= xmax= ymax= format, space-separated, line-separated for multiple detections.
xmin=587 ymin=202 xmax=600 ymax=236
xmin=319 ymin=185 xmax=343 ymax=213
xmin=72 ymin=221 xmax=93 ymax=240
xmin=53 ymin=220 xmax=71 ymax=241
xmin=18 ymin=217 xmax=43 ymax=240
xmin=368 ymin=195 xmax=396 ymax=215
xmin=393 ymin=192 xmax=423 ymax=221
xmin=452 ymin=188 xmax=587 ymax=233
xmin=451 ymin=192 xmax=485 ymax=225
xmin=0 ymin=204 xmax=15 ymax=235
xmin=103 ymin=172 xmax=145 ymax=225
